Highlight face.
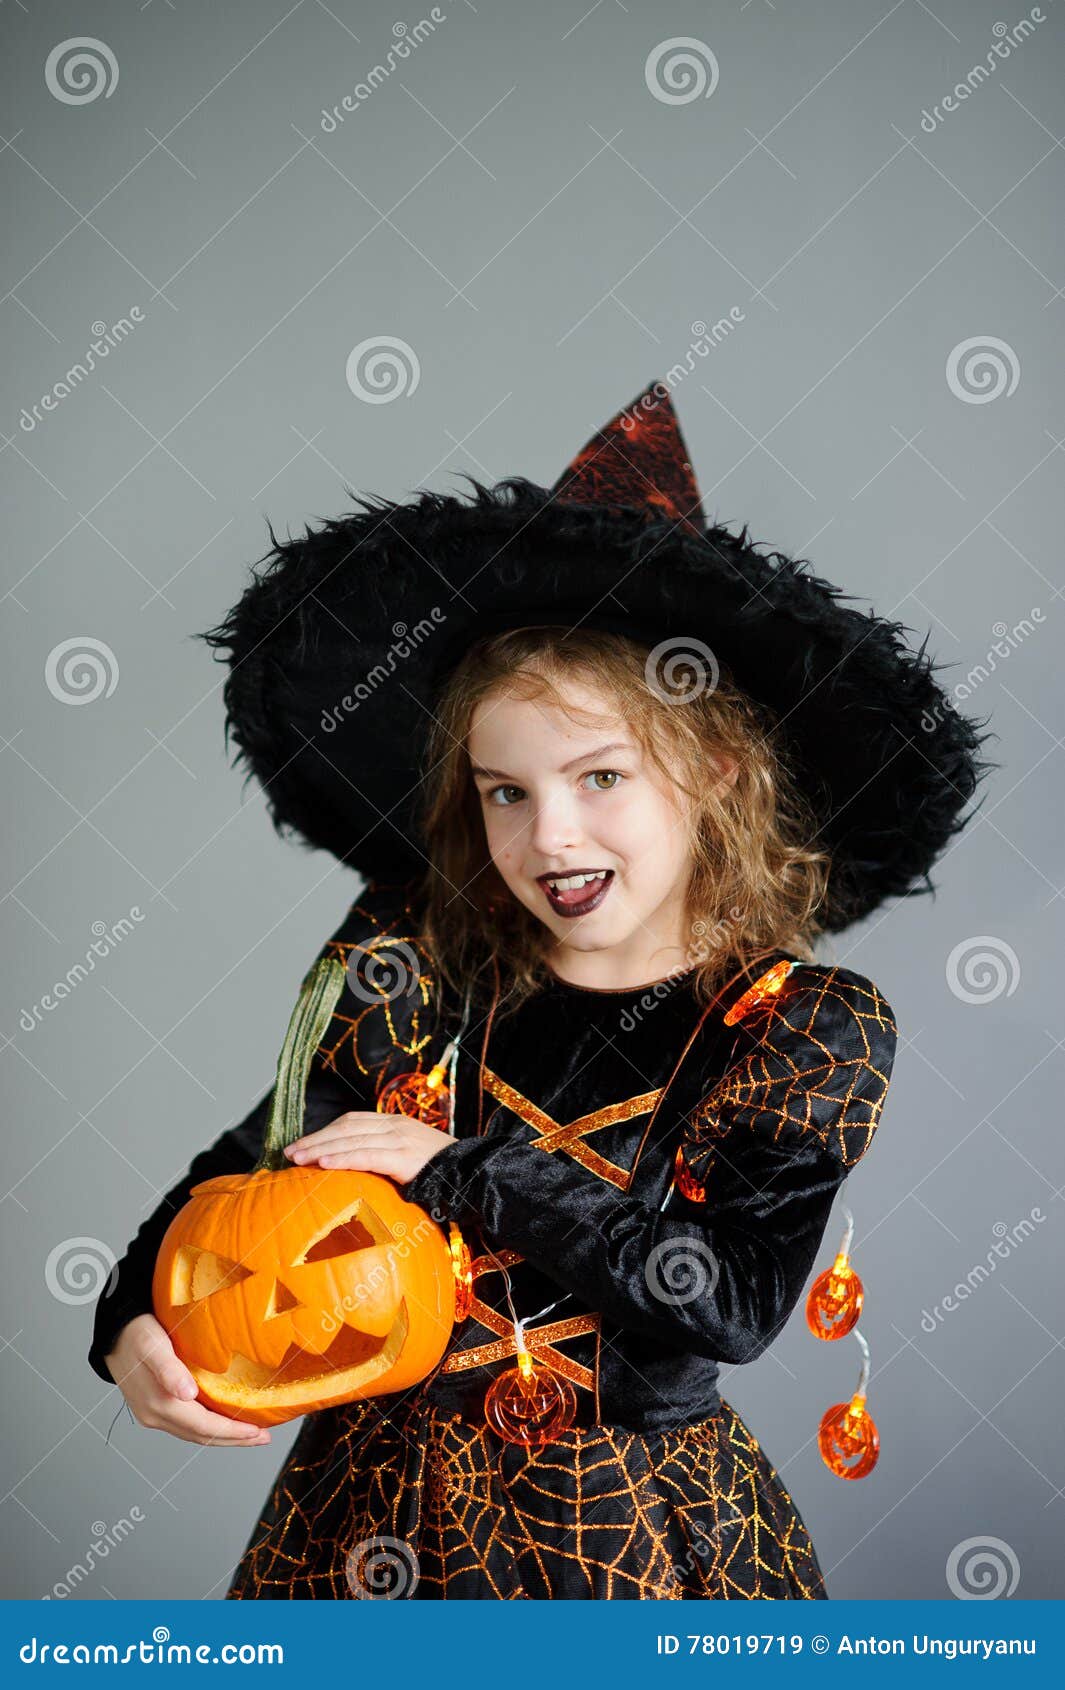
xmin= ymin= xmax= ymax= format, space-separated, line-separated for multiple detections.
xmin=467 ymin=673 xmax=735 ymax=984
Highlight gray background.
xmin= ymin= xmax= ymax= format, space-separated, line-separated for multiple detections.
xmin=2 ymin=0 xmax=1062 ymax=1602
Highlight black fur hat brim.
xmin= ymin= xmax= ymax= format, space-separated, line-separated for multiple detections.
xmin=200 ymin=477 xmax=995 ymax=934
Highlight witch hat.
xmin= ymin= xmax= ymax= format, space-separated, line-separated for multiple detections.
xmin=200 ymin=381 xmax=994 ymax=933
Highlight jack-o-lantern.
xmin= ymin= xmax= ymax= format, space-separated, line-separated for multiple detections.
xmin=817 ymin=1394 xmax=880 ymax=1480
xmin=152 ymin=955 xmax=456 ymax=1427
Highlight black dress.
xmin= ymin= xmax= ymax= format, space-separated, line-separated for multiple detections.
xmin=89 ymin=881 xmax=898 ymax=1600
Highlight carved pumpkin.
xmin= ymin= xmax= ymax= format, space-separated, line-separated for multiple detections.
xmin=817 ymin=1394 xmax=880 ymax=1480
xmin=805 ymin=1253 xmax=864 ymax=1340
xmin=151 ymin=955 xmax=456 ymax=1427
xmin=484 ymin=1351 xmax=577 ymax=1449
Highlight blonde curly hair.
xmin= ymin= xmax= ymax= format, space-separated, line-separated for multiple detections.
xmin=413 ymin=626 xmax=831 ymax=1017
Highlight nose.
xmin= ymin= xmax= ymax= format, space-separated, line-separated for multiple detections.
xmin=527 ymin=787 xmax=583 ymax=858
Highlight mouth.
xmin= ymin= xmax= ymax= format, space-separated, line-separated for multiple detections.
xmin=536 ymin=868 xmax=615 ymax=919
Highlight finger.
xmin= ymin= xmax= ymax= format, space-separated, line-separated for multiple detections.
xmin=160 ymin=1423 xmax=270 ymax=1447
xmin=316 ymin=1146 xmax=403 ymax=1172
xmin=291 ymin=1112 xmax=384 ymax=1146
xmin=286 ymin=1129 xmax=395 ymax=1161
xmin=287 ymin=1122 xmax=391 ymax=1153
xmin=143 ymin=1354 xmax=200 ymax=1401
xmin=162 ymin=1399 xmax=273 ymax=1444
xmin=132 ymin=1334 xmax=200 ymax=1400
xmin=298 ymin=1136 xmax=397 ymax=1162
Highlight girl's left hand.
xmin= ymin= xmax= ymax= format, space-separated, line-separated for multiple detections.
xmin=282 ymin=1111 xmax=451 ymax=1185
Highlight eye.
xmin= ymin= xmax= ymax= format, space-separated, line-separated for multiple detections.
xmin=485 ymin=784 xmax=524 ymax=807
xmin=302 ymin=1214 xmax=379 ymax=1263
xmin=171 ymin=1247 xmax=254 ymax=1305
xmin=582 ymin=769 xmax=624 ymax=791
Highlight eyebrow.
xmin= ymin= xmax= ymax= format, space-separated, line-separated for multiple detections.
xmin=469 ymin=740 xmax=636 ymax=782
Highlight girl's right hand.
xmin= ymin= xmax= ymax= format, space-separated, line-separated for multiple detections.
xmin=104 ymin=1313 xmax=272 ymax=1447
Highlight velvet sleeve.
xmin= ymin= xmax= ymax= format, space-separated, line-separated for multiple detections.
xmin=400 ymin=965 xmax=898 ymax=1365
xmin=85 ymin=893 xmax=395 ymax=1385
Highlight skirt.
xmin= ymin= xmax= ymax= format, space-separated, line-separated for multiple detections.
xmin=225 ymin=1392 xmax=827 ymax=1600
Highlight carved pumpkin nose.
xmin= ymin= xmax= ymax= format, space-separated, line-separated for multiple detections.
xmin=266 ymin=1280 xmax=302 ymax=1318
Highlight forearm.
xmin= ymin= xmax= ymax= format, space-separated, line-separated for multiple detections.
xmin=402 ymin=1131 xmax=841 ymax=1363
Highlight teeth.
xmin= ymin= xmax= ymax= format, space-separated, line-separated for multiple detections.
xmin=546 ymin=871 xmax=608 ymax=892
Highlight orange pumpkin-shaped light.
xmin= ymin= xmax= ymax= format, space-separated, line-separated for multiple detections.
xmin=818 ymin=1393 xmax=880 ymax=1480
xmin=673 ymin=1145 xmax=707 ymax=1203
xmin=723 ymin=959 xmax=796 ymax=1026
xmin=805 ymin=1251 xmax=864 ymax=1340
xmin=449 ymin=1223 xmax=473 ymax=1323
xmin=484 ymin=1347 xmax=577 ymax=1449
xmin=152 ymin=956 xmax=456 ymax=1428
xmin=376 ymin=1049 xmax=454 ymax=1133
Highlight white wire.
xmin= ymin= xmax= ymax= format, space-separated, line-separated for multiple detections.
xmin=444 ymin=984 xmax=473 ymax=1138
xmin=853 ymin=1325 xmax=871 ymax=1396
xmin=838 ymin=1179 xmax=855 ymax=1256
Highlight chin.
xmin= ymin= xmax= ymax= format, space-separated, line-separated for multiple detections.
xmin=564 ymin=912 xmax=635 ymax=945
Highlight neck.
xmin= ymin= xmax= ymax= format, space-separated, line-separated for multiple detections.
xmin=545 ymin=937 xmax=695 ymax=994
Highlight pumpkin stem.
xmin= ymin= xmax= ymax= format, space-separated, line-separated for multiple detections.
xmin=256 ymin=954 xmax=349 ymax=1172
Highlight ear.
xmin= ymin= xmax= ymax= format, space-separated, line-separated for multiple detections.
xmin=711 ymin=754 xmax=740 ymax=796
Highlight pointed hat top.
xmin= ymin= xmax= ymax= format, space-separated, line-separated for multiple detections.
xmin=550 ymin=381 xmax=704 ymax=538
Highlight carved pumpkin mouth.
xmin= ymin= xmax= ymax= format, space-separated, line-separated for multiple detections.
xmin=198 ymin=1303 xmax=411 ymax=1401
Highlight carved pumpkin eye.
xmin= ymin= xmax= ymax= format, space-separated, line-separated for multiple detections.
xmin=301 ymin=1213 xmax=378 ymax=1263
xmin=171 ymin=1246 xmax=254 ymax=1305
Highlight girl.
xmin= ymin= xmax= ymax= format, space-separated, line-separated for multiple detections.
xmin=89 ymin=384 xmax=989 ymax=1599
